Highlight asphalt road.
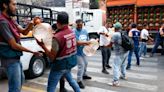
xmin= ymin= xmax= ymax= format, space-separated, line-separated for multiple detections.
xmin=0 ymin=51 xmax=164 ymax=92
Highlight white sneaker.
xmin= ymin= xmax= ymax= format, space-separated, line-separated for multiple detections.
xmin=140 ymin=57 xmax=145 ymax=60
xmin=144 ymin=55 xmax=149 ymax=58
xmin=112 ymin=81 xmax=120 ymax=87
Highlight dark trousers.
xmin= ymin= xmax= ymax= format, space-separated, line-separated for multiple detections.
xmin=151 ymin=39 xmax=164 ymax=55
xmin=59 ymin=76 xmax=65 ymax=92
xmin=100 ymin=46 xmax=111 ymax=70
xmin=127 ymin=46 xmax=140 ymax=67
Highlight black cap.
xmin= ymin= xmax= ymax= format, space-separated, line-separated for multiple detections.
xmin=131 ymin=23 xmax=137 ymax=28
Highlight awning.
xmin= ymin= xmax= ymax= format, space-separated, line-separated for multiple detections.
xmin=137 ymin=0 xmax=164 ymax=6
xmin=106 ymin=0 xmax=136 ymax=7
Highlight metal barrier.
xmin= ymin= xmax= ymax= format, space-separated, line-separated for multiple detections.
xmin=16 ymin=3 xmax=58 ymax=27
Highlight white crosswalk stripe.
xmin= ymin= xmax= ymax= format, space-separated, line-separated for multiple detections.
xmin=85 ymin=61 xmax=158 ymax=73
xmin=72 ymin=66 xmax=158 ymax=80
xmin=28 ymin=76 xmax=118 ymax=92
xmin=87 ymin=57 xmax=158 ymax=67
xmin=26 ymin=51 xmax=159 ymax=92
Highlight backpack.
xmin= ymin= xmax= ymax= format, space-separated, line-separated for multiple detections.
xmin=121 ymin=32 xmax=134 ymax=51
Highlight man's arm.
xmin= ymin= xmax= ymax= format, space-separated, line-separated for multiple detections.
xmin=77 ymin=41 xmax=91 ymax=46
xmin=75 ymin=30 xmax=91 ymax=46
xmin=106 ymin=42 xmax=113 ymax=47
xmin=17 ymin=22 xmax=34 ymax=35
xmin=128 ymin=30 xmax=133 ymax=38
xmin=98 ymin=27 xmax=109 ymax=37
xmin=8 ymin=38 xmax=34 ymax=53
xmin=36 ymin=38 xmax=58 ymax=61
xmin=144 ymin=30 xmax=153 ymax=41
xmin=106 ymin=33 xmax=115 ymax=47
xmin=15 ymin=16 xmax=43 ymax=35
xmin=39 ymin=43 xmax=57 ymax=61
xmin=0 ymin=21 xmax=39 ymax=55
xmin=148 ymin=36 xmax=153 ymax=41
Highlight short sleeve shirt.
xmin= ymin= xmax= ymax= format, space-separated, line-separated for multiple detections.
xmin=0 ymin=20 xmax=14 ymax=42
xmin=74 ymin=28 xmax=89 ymax=56
xmin=99 ymin=26 xmax=111 ymax=46
xmin=111 ymin=31 xmax=126 ymax=55
xmin=129 ymin=28 xmax=140 ymax=46
xmin=141 ymin=29 xmax=149 ymax=40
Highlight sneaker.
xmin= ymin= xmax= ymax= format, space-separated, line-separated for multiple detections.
xmin=112 ymin=81 xmax=120 ymax=87
xmin=120 ymin=76 xmax=127 ymax=80
xmin=102 ymin=69 xmax=109 ymax=74
xmin=83 ymin=75 xmax=92 ymax=80
xmin=77 ymin=81 xmax=85 ymax=89
xmin=106 ymin=65 xmax=112 ymax=69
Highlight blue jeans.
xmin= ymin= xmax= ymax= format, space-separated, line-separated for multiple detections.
xmin=139 ymin=42 xmax=147 ymax=57
xmin=77 ymin=55 xmax=88 ymax=82
xmin=47 ymin=69 xmax=80 ymax=92
xmin=6 ymin=61 xmax=25 ymax=92
xmin=127 ymin=46 xmax=140 ymax=68
xmin=113 ymin=52 xmax=128 ymax=81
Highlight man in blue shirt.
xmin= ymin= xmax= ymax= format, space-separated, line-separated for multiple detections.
xmin=74 ymin=19 xmax=92 ymax=89
xmin=126 ymin=23 xmax=140 ymax=70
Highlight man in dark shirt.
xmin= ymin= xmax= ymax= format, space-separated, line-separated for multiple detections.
xmin=150 ymin=24 xmax=164 ymax=56
xmin=126 ymin=23 xmax=140 ymax=70
xmin=0 ymin=0 xmax=40 ymax=92
xmin=37 ymin=12 xmax=80 ymax=92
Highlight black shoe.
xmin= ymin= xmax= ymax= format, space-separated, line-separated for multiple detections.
xmin=106 ymin=65 xmax=112 ymax=69
xmin=126 ymin=66 xmax=131 ymax=70
xmin=60 ymin=88 xmax=68 ymax=92
xmin=78 ymin=81 xmax=85 ymax=89
xmin=136 ymin=63 xmax=140 ymax=66
xmin=102 ymin=69 xmax=109 ymax=74
xmin=83 ymin=75 xmax=92 ymax=80
xmin=136 ymin=62 xmax=140 ymax=66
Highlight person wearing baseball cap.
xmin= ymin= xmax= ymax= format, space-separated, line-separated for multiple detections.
xmin=107 ymin=22 xmax=129 ymax=86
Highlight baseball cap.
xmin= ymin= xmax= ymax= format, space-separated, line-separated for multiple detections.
xmin=114 ymin=22 xmax=122 ymax=29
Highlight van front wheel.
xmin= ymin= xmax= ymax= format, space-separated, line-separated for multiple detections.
xmin=26 ymin=56 xmax=45 ymax=78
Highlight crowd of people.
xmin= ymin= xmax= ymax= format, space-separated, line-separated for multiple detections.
xmin=97 ymin=21 xmax=164 ymax=86
xmin=0 ymin=0 xmax=164 ymax=92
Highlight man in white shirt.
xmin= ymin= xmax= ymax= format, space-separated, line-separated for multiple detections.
xmin=108 ymin=22 xmax=115 ymax=35
xmin=139 ymin=24 xmax=153 ymax=58
xmin=99 ymin=22 xmax=113 ymax=74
